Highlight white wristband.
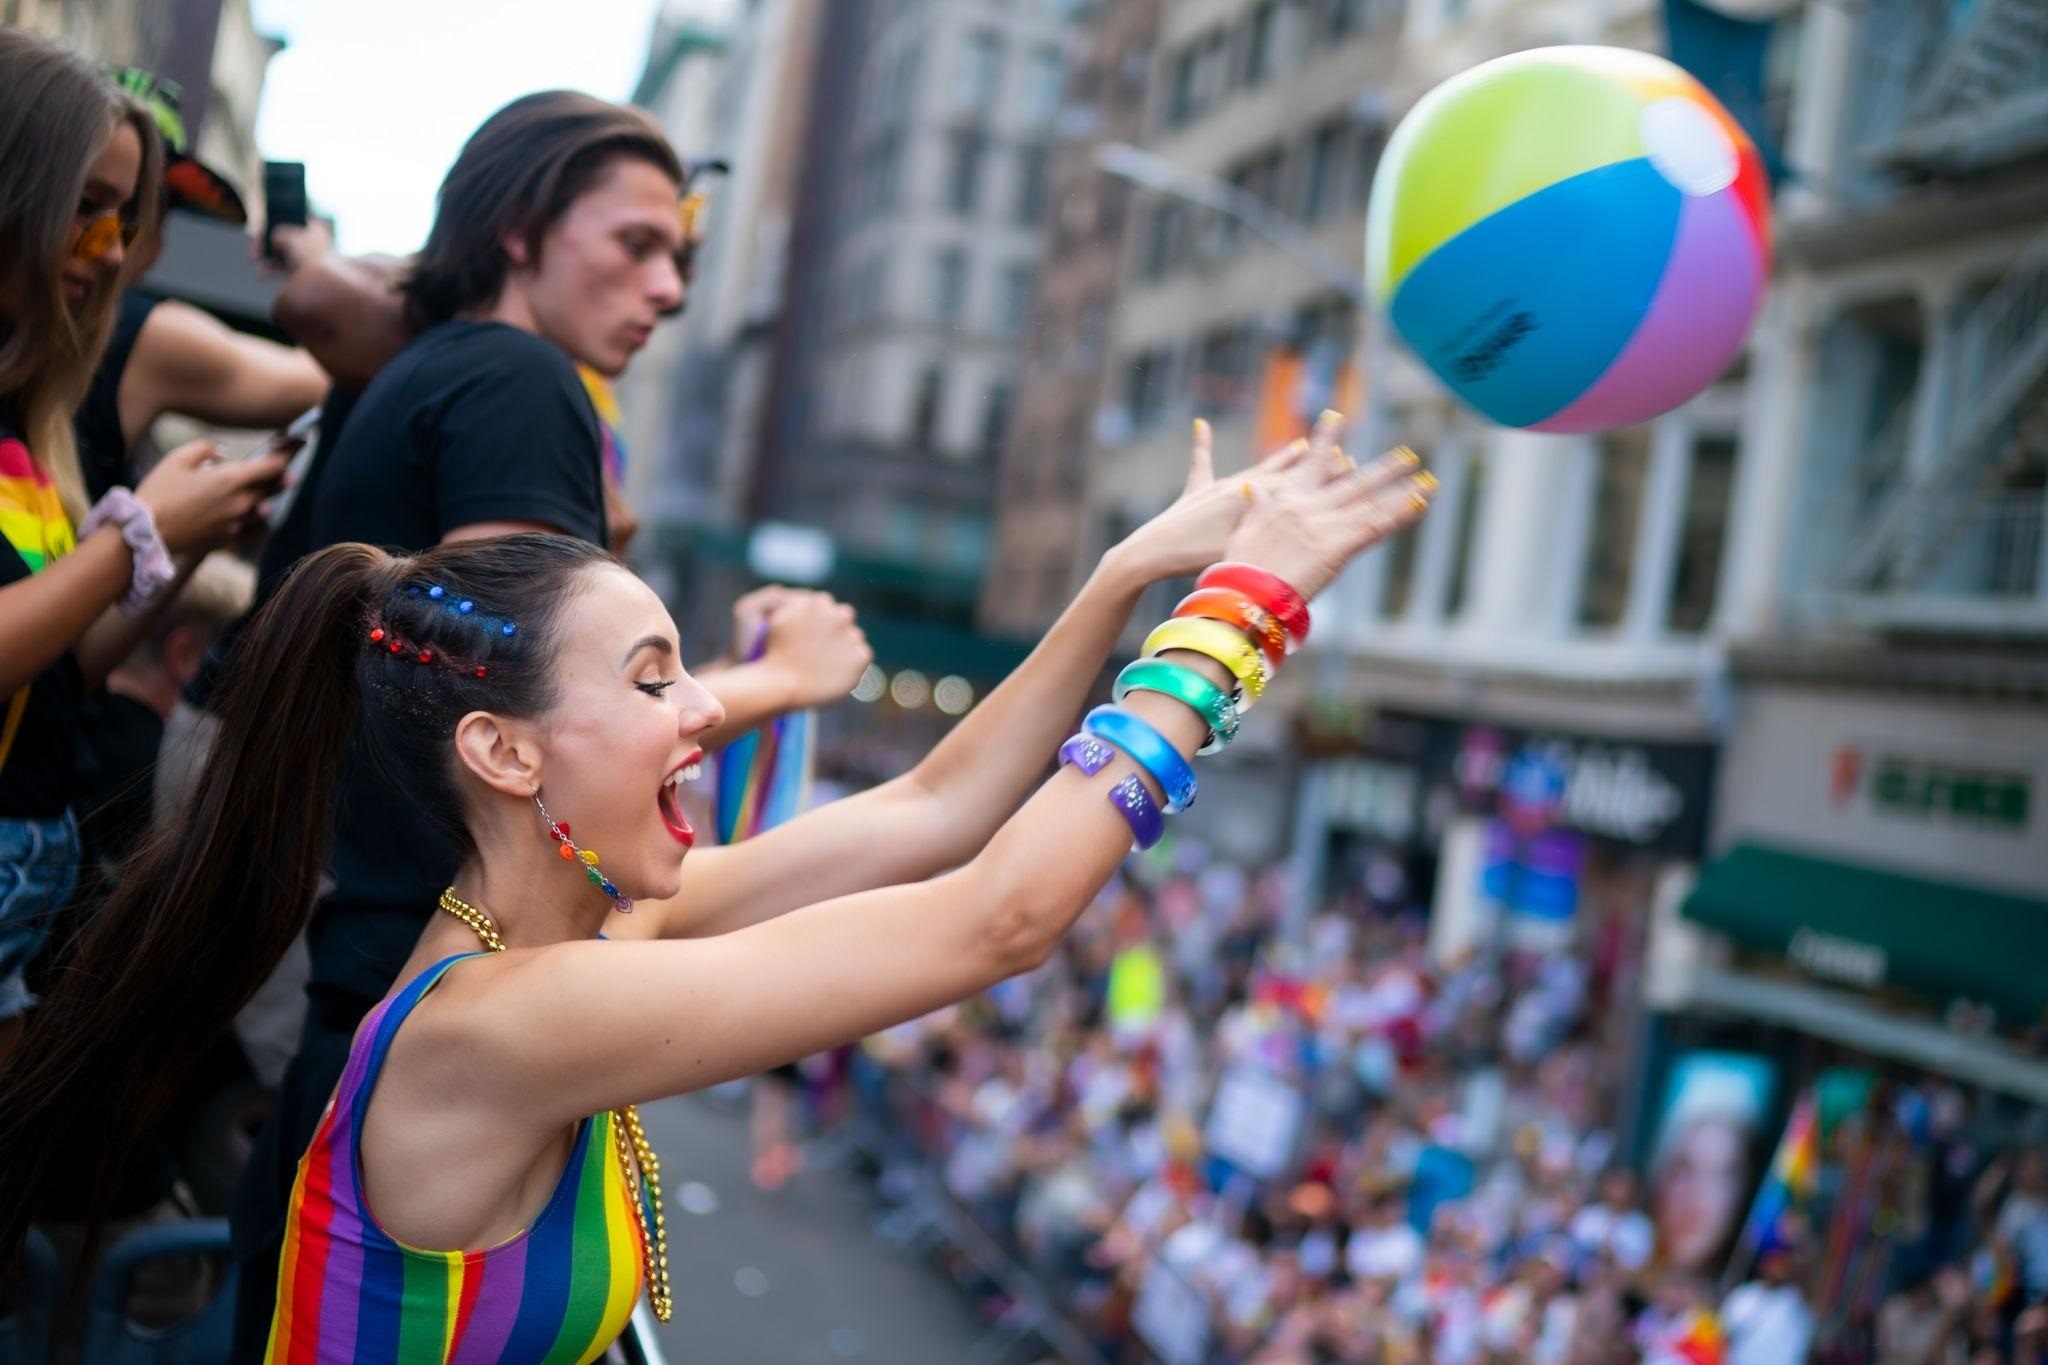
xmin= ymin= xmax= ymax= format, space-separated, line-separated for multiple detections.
xmin=79 ymin=487 xmax=177 ymax=614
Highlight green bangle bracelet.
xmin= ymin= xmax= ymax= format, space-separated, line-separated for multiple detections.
xmin=1112 ymin=659 xmax=1240 ymax=755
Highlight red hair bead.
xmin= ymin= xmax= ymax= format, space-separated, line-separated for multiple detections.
xmin=369 ymin=628 xmax=385 ymax=643
xmin=475 ymin=666 xmax=488 ymax=679
xmin=418 ymin=650 xmax=433 ymax=664
xmin=387 ymin=641 xmax=402 ymax=654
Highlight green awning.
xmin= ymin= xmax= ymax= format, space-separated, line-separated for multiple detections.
xmin=1683 ymin=844 xmax=2048 ymax=1024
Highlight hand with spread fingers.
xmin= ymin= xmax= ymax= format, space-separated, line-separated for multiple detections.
xmin=1109 ymin=409 xmax=1435 ymax=585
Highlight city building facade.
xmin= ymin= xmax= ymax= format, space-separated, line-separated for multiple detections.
xmin=1663 ymin=0 xmax=2048 ymax=1108
xmin=979 ymin=0 xmax=1163 ymax=640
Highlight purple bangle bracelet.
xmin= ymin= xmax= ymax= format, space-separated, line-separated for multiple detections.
xmin=1057 ymin=734 xmax=1165 ymax=849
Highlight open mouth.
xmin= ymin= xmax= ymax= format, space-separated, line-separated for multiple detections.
xmin=658 ymin=752 xmax=703 ymax=848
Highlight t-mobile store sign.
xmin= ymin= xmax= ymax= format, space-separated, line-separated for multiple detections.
xmin=1439 ymin=722 xmax=1716 ymax=857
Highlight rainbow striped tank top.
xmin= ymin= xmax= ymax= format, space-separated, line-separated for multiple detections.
xmin=265 ymin=954 xmax=645 ymax=1364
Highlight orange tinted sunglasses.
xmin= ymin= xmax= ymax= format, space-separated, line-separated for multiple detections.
xmin=72 ymin=207 xmax=138 ymax=265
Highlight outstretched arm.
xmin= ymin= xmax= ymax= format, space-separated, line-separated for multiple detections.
xmin=624 ymin=422 xmax=1412 ymax=940
xmin=449 ymin=452 xmax=1433 ymax=1128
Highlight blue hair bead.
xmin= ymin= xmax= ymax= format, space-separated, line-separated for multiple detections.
xmin=457 ymin=599 xmax=474 ymax=614
xmin=427 ymin=585 xmax=446 ymax=600
xmin=501 ymin=622 xmax=516 ymax=637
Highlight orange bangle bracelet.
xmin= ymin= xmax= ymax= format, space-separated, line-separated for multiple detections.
xmin=1172 ymin=587 xmax=1287 ymax=672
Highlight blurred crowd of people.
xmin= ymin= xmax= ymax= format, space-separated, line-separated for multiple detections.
xmin=790 ymin=843 xmax=2048 ymax=1365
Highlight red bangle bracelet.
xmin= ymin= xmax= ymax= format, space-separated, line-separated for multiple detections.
xmin=1172 ymin=587 xmax=1287 ymax=671
xmin=1196 ymin=563 xmax=1310 ymax=647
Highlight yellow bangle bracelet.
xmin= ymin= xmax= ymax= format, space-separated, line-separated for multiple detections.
xmin=1141 ymin=617 xmax=1269 ymax=707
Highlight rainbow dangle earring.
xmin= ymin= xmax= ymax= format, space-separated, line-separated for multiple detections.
xmin=533 ymin=794 xmax=634 ymax=913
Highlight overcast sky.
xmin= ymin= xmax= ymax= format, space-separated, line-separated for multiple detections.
xmin=249 ymin=0 xmax=664 ymax=256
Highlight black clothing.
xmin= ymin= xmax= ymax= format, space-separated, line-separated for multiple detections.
xmin=75 ymin=290 xmax=162 ymax=500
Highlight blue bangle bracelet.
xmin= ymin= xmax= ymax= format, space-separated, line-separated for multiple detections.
xmin=1082 ymin=704 xmax=1198 ymax=813
xmin=1057 ymin=734 xmax=1164 ymax=850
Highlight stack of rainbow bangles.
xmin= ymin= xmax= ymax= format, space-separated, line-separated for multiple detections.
xmin=1058 ymin=562 xmax=1310 ymax=850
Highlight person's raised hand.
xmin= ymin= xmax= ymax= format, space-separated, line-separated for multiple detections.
xmin=133 ymin=440 xmax=291 ymax=556
xmin=1218 ymin=435 xmax=1435 ymax=603
xmin=728 ymin=584 xmax=795 ymax=659
xmin=253 ymin=221 xmax=334 ymax=275
xmin=1110 ymin=412 xmax=1397 ymax=583
xmin=757 ymin=590 xmax=874 ymax=708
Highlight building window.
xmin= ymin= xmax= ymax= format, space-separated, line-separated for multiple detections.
xmin=1351 ymin=128 xmax=1385 ymax=211
xmin=1015 ymin=142 xmax=1050 ymax=226
xmin=1022 ymin=46 xmax=1065 ymax=127
xmin=1327 ymin=0 xmax=1366 ymax=37
xmin=1578 ymin=426 xmax=1651 ymax=629
xmin=1443 ymin=454 xmax=1486 ymax=619
xmin=999 ymin=263 xmax=1035 ymax=338
xmin=1244 ymin=2 xmax=1279 ymax=86
xmin=1096 ymin=176 xmax=1129 ymax=242
xmin=1301 ymin=122 xmax=1345 ymax=222
xmin=931 ymin=247 xmax=969 ymax=326
xmin=945 ymin=129 xmax=988 ymax=215
xmin=1166 ymin=48 xmax=1198 ymax=126
xmin=1190 ymin=327 xmax=1255 ymax=417
xmin=956 ymin=31 xmax=1004 ymax=112
xmin=980 ymin=383 xmax=1013 ymax=462
xmin=1668 ymin=434 xmax=1736 ymax=633
xmin=1125 ymin=349 xmax=1174 ymax=432
xmin=1141 ymin=201 xmax=1183 ymax=280
xmin=911 ymin=364 xmax=947 ymax=452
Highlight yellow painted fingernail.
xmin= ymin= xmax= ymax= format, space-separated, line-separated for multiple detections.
xmin=1393 ymin=446 xmax=1420 ymax=467
xmin=1194 ymin=417 xmax=1210 ymax=438
xmin=1317 ymin=409 xmax=1342 ymax=428
xmin=1408 ymin=493 xmax=1430 ymax=514
xmin=1415 ymin=469 xmax=1440 ymax=492
xmin=1334 ymin=447 xmax=1356 ymax=471
xmin=1241 ymin=481 xmax=1254 ymax=502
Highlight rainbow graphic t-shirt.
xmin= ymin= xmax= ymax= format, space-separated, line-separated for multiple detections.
xmin=0 ymin=426 xmax=83 ymax=816
xmin=0 ymin=435 xmax=75 ymax=573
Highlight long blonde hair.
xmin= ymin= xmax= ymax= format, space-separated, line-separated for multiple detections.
xmin=0 ymin=29 xmax=164 ymax=524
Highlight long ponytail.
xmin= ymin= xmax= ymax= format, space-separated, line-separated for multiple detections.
xmin=0 ymin=543 xmax=396 ymax=1263
xmin=0 ymin=533 xmax=613 ymax=1270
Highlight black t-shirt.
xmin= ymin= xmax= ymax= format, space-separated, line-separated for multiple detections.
xmin=75 ymin=289 xmax=162 ymax=500
xmin=0 ymin=400 xmax=85 ymax=820
xmin=298 ymin=320 xmax=605 ymax=1004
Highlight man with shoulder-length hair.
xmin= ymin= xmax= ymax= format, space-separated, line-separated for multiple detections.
xmin=226 ymin=92 xmax=871 ymax=1358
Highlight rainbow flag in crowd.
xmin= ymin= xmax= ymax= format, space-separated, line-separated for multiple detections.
xmin=1740 ymin=1093 xmax=1821 ymax=1264
xmin=714 ymin=624 xmax=815 ymax=843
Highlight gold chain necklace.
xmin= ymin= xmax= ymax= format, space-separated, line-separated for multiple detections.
xmin=437 ymin=887 xmax=673 ymax=1322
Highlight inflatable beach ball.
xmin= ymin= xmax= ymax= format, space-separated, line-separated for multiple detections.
xmin=1365 ymin=46 xmax=1771 ymax=433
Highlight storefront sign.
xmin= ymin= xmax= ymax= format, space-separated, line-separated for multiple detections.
xmin=1786 ymin=927 xmax=1887 ymax=989
xmin=1719 ymin=689 xmax=2046 ymax=898
xmin=1443 ymin=723 xmax=1715 ymax=855
xmin=1832 ymin=746 xmax=2030 ymax=832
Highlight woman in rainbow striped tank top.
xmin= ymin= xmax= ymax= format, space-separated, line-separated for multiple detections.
xmin=0 ymin=419 xmax=1433 ymax=1359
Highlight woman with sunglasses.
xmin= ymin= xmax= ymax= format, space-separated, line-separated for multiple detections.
xmin=0 ymin=30 xmax=290 ymax=1066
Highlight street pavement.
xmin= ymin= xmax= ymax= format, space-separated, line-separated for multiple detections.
xmin=637 ymin=1089 xmax=991 ymax=1365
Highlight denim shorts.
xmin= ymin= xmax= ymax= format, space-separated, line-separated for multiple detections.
xmin=0 ymin=811 xmax=80 ymax=1020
